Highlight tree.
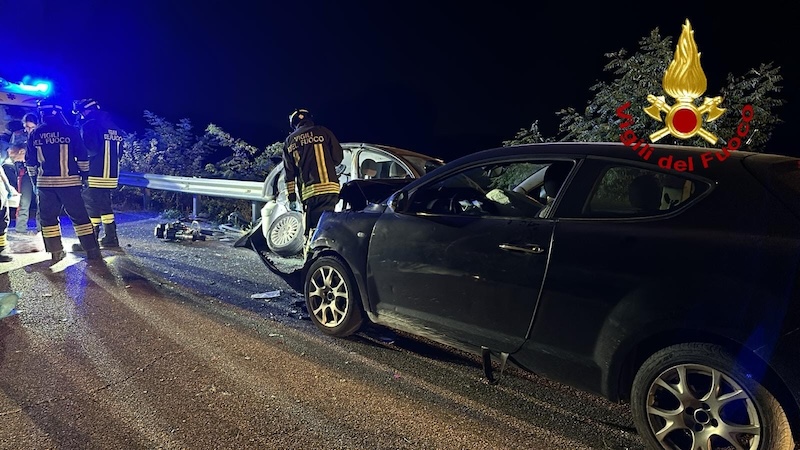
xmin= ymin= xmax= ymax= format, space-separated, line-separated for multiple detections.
xmin=120 ymin=110 xmax=215 ymax=176
xmin=118 ymin=110 xmax=284 ymax=222
xmin=203 ymin=124 xmax=282 ymax=181
xmin=510 ymin=26 xmax=785 ymax=152
xmin=503 ymin=120 xmax=553 ymax=146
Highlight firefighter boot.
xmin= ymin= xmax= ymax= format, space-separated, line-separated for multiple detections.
xmin=86 ymin=247 xmax=103 ymax=261
xmin=0 ymin=247 xmax=12 ymax=263
xmin=72 ymin=225 xmax=101 ymax=252
xmin=76 ymin=232 xmax=102 ymax=261
xmin=100 ymin=223 xmax=120 ymax=249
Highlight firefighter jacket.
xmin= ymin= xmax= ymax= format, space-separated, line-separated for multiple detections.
xmin=80 ymin=110 xmax=124 ymax=189
xmin=25 ymin=121 xmax=88 ymax=188
xmin=283 ymin=120 xmax=344 ymax=202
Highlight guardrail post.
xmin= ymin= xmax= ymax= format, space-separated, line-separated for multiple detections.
xmin=192 ymin=195 xmax=199 ymax=220
xmin=251 ymin=201 xmax=260 ymax=225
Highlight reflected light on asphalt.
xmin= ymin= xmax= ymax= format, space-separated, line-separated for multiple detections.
xmin=64 ymin=263 xmax=88 ymax=307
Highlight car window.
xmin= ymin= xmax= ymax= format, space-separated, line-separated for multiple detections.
xmin=581 ymin=165 xmax=704 ymax=218
xmin=405 ymin=160 xmax=568 ymax=219
xmin=357 ymin=149 xmax=411 ymax=179
xmin=744 ymin=158 xmax=800 ymax=217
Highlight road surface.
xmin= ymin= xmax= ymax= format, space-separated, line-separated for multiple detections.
xmin=0 ymin=212 xmax=644 ymax=449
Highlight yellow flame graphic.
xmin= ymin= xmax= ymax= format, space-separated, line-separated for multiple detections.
xmin=663 ymin=20 xmax=707 ymax=101
xmin=643 ymin=19 xmax=725 ymax=144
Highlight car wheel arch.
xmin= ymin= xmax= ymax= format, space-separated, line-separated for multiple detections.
xmin=611 ymin=328 xmax=800 ymax=440
xmin=304 ymin=249 xmax=375 ymax=322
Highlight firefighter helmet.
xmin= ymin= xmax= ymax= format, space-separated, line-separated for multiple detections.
xmin=37 ymin=98 xmax=64 ymax=115
xmin=289 ymin=108 xmax=312 ymax=129
xmin=37 ymin=98 xmax=69 ymax=124
xmin=72 ymin=98 xmax=100 ymax=115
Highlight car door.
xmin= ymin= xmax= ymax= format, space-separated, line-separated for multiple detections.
xmin=366 ymin=159 xmax=575 ymax=353
xmin=512 ymin=157 xmax=714 ymax=392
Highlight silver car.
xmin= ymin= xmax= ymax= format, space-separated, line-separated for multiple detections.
xmin=258 ymin=142 xmax=444 ymax=256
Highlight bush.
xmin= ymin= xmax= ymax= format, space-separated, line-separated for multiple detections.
xmin=117 ymin=111 xmax=284 ymax=224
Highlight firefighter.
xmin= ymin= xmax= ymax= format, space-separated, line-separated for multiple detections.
xmin=71 ymin=98 xmax=124 ymax=250
xmin=0 ymin=160 xmax=17 ymax=263
xmin=25 ymin=99 xmax=101 ymax=262
xmin=283 ymin=108 xmax=344 ymax=241
xmin=10 ymin=113 xmax=42 ymax=233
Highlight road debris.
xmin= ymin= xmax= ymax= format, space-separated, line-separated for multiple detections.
xmin=251 ymin=290 xmax=282 ymax=299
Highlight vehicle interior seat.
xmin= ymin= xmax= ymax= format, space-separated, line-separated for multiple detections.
xmin=360 ymin=158 xmax=378 ymax=179
xmin=388 ymin=161 xmax=408 ymax=178
xmin=628 ymin=174 xmax=663 ymax=213
xmin=660 ymin=178 xmax=695 ymax=210
xmin=537 ymin=161 xmax=573 ymax=218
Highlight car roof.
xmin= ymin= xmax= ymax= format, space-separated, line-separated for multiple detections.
xmin=347 ymin=142 xmax=444 ymax=163
xmin=449 ymin=141 xmax=796 ymax=173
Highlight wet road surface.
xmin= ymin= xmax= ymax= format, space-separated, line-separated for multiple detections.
xmin=0 ymin=212 xmax=645 ymax=449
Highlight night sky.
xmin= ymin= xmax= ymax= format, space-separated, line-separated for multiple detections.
xmin=4 ymin=1 xmax=797 ymax=161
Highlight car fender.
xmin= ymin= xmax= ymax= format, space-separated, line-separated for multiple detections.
xmin=305 ymin=209 xmax=383 ymax=318
xmin=595 ymin=278 xmax=791 ymax=401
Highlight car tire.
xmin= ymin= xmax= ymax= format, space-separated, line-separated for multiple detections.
xmin=304 ymin=256 xmax=364 ymax=337
xmin=267 ymin=211 xmax=304 ymax=256
xmin=631 ymin=342 xmax=795 ymax=450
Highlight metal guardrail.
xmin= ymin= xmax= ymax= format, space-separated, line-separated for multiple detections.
xmin=118 ymin=172 xmax=267 ymax=222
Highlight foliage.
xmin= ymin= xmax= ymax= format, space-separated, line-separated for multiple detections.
xmin=117 ymin=110 xmax=284 ymax=223
xmin=161 ymin=209 xmax=184 ymax=220
xmin=203 ymin=124 xmax=282 ymax=181
xmin=502 ymin=120 xmax=552 ymax=147
xmin=120 ymin=110 xmax=215 ymax=176
xmin=508 ymin=28 xmax=786 ymax=152
xmin=118 ymin=110 xmax=216 ymax=215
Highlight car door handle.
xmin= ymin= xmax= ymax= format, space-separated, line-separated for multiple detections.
xmin=498 ymin=243 xmax=545 ymax=254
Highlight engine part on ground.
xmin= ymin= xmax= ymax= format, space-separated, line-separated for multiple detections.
xmin=154 ymin=221 xmax=210 ymax=242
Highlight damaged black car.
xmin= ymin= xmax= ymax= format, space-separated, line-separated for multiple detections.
xmin=300 ymin=141 xmax=800 ymax=450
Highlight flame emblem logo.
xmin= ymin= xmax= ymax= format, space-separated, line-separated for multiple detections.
xmin=644 ymin=19 xmax=725 ymax=144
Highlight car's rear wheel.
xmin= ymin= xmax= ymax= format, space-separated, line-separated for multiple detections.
xmin=631 ymin=343 xmax=795 ymax=450
xmin=267 ymin=211 xmax=304 ymax=256
xmin=304 ymin=256 xmax=364 ymax=337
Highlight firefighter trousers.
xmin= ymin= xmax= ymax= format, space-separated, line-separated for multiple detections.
xmin=38 ymin=186 xmax=99 ymax=253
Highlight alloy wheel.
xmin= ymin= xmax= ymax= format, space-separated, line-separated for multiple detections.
xmin=645 ymin=363 xmax=761 ymax=449
xmin=306 ymin=265 xmax=350 ymax=328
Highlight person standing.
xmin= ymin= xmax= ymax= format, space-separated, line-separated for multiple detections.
xmin=9 ymin=113 xmax=41 ymax=234
xmin=282 ymin=108 xmax=343 ymax=240
xmin=1 ymin=123 xmax=18 ymax=189
xmin=0 ymin=158 xmax=18 ymax=263
xmin=71 ymin=98 xmax=124 ymax=250
xmin=25 ymin=99 xmax=101 ymax=262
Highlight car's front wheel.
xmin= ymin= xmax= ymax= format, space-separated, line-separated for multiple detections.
xmin=304 ymin=256 xmax=364 ymax=337
xmin=267 ymin=211 xmax=304 ymax=256
xmin=631 ymin=342 xmax=795 ymax=450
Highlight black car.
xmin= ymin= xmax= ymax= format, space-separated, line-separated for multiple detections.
xmin=302 ymin=141 xmax=800 ymax=450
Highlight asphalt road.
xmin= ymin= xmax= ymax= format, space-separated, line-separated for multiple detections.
xmin=0 ymin=212 xmax=645 ymax=450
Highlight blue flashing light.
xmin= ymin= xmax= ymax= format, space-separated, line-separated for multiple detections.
xmin=2 ymin=75 xmax=53 ymax=97
xmin=19 ymin=82 xmax=51 ymax=94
